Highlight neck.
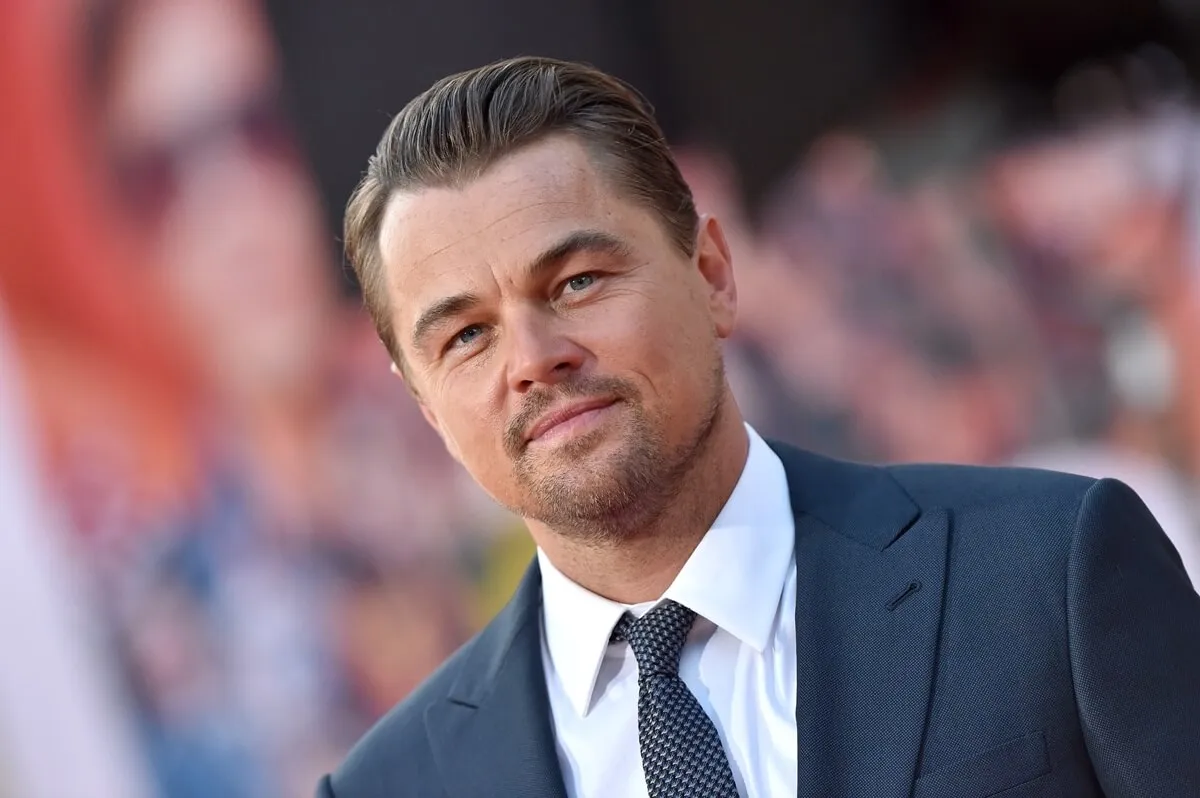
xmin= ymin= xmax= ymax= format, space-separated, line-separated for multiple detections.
xmin=530 ymin=394 xmax=750 ymax=604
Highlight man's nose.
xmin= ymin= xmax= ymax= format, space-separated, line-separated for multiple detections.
xmin=505 ymin=311 xmax=588 ymax=392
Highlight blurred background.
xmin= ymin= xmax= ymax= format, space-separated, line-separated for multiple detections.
xmin=3 ymin=0 xmax=1200 ymax=795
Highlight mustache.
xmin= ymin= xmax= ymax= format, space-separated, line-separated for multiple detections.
xmin=503 ymin=375 xmax=639 ymax=458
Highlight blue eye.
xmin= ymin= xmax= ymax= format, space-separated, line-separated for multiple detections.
xmin=454 ymin=324 xmax=484 ymax=346
xmin=566 ymin=273 xmax=595 ymax=292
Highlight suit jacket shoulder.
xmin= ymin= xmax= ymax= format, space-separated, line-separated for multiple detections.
xmin=329 ymin=625 xmax=482 ymax=797
xmin=323 ymin=563 xmax=558 ymax=798
xmin=873 ymin=458 xmax=1200 ymax=794
xmin=885 ymin=460 xmax=1096 ymax=513
xmin=886 ymin=461 xmax=1097 ymax=564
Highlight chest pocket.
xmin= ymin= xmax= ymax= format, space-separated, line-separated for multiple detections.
xmin=913 ymin=731 xmax=1056 ymax=798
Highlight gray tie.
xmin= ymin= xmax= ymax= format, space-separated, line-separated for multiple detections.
xmin=611 ymin=600 xmax=740 ymax=798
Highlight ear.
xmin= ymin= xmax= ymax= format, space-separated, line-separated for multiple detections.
xmin=694 ymin=214 xmax=737 ymax=339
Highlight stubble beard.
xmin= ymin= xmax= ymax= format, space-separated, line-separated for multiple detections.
xmin=509 ymin=360 xmax=727 ymax=545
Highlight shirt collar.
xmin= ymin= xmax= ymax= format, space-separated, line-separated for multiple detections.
xmin=538 ymin=424 xmax=796 ymax=718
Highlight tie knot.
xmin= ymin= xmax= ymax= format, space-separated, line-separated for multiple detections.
xmin=610 ymin=599 xmax=697 ymax=678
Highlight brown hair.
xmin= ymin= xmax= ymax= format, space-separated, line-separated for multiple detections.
xmin=344 ymin=56 xmax=698 ymax=367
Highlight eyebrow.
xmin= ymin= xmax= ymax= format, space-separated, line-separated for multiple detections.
xmin=410 ymin=291 xmax=482 ymax=352
xmin=409 ymin=229 xmax=632 ymax=352
xmin=521 ymin=228 xmax=632 ymax=284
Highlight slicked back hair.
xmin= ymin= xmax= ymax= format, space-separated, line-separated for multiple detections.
xmin=343 ymin=56 xmax=699 ymax=369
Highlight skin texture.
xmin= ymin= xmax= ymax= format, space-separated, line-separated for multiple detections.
xmin=378 ymin=135 xmax=750 ymax=602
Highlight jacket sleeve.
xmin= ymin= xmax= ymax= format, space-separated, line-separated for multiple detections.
xmin=1067 ymin=477 xmax=1200 ymax=795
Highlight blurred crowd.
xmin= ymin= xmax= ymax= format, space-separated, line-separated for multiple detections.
xmin=2 ymin=1 xmax=1199 ymax=797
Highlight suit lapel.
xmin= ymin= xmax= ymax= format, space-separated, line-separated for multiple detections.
xmin=425 ymin=564 xmax=568 ymax=798
xmin=772 ymin=443 xmax=950 ymax=798
xmin=423 ymin=442 xmax=947 ymax=798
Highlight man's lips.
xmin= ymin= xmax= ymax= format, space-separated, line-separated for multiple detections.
xmin=525 ymin=398 xmax=619 ymax=443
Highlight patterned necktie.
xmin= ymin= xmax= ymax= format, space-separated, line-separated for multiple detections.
xmin=611 ymin=600 xmax=740 ymax=798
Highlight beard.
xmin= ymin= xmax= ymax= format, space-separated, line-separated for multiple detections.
xmin=503 ymin=359 xmax=727 ymax=543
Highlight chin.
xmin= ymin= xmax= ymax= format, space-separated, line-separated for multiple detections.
xmin=520 ymin=488 xmax=645 ymax=539
xmin=543 ymin=425 xmax=622 ymax=460
xmin=515 ymin=446 xmax=663 ymax=529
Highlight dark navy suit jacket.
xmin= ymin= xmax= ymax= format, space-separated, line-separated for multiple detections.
xmin=317 ymin=441 xmax=1200 ymax=797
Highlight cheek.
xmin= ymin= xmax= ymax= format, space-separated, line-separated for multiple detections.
xmin=613 ymin=284 xmax=715 ymax=394
xmin=584 ymin=282 xmax=690 ymax=366
xmin=431 ymin=390 xmax=511 ymax=475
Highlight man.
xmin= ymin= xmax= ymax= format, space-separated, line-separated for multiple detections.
xmin=318 ymin=57 xmax=1200 ymax=798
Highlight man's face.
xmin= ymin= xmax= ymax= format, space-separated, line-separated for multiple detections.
xmin=378 ymin=136 xmax=737 ymax=535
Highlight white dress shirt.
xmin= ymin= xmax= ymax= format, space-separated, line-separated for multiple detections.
xmin=538 ymin=424 xmax=798 ymax=798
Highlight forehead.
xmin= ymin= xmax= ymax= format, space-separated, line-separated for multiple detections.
xmin=378 ymin=136 xmax=659 ymax=313
xmin=381 ymin=137 xmax=623 ymax=269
